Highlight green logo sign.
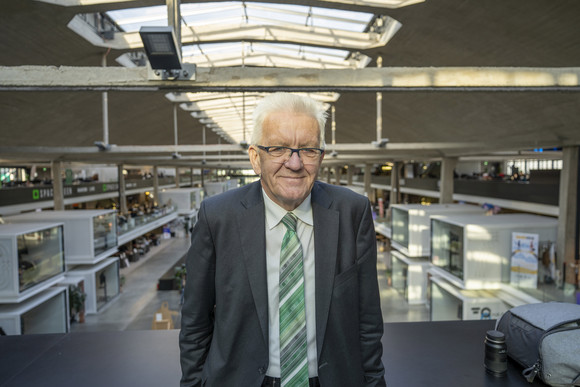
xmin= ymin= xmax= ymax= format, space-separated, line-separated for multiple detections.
xmin=103 ymin=183 xmax=107 ymax=192
xmin=32 ymin=189 xmax=40 ymax=200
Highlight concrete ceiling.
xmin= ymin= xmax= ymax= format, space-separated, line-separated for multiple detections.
xmin=1 ymin=0 xmax=579 ymax=167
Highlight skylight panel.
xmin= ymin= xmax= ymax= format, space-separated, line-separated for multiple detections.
xmin=180 ymin=41 xmax=366 ymax=69
xmin=107 ymin=6 xmax=167 ymax=32
xmin=107 ymin=2 xmax=374 ymax=34
xmin=244 ymin=3 xmax=372 ymax=32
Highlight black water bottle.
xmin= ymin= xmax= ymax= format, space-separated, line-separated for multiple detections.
xmin=484 ymin=330 xmax=507 ymax=377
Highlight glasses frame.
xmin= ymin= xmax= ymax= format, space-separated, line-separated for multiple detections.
xmin=256 ymin=145 xmax=325 ymax=163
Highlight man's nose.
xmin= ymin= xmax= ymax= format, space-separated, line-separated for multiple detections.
xmin=284 ymin=150 xmax=303 ymax=170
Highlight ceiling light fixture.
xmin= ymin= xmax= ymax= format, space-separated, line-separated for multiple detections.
xmin=139 ymin=26 xmax=195 ymax=81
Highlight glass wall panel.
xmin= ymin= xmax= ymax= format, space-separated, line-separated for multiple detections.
xmin=391 ymin=208 xmax=409 ymax=249
xmin=431 ymin=219 xmax=464 ymax=280
xmin=21 ymin=291 xmax=67 ymax=334
xmin=93 ymin=212 xmax=117 ymax=256
xmin=18 ymin=225 xmax=65 ymax=292
xmin=95 ymin=262 xmax=119 ymax=311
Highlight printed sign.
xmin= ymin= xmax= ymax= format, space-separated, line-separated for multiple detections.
xmin=510 ymin=232 xmax=539 ymax=288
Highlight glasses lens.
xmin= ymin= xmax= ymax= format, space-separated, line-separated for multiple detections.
xmin=267 ymin=147 xmax=287 ymax=158
xmin=301 ymin=149 xmax=321 ymax=159
xmin=261 ymin=146 xmax=322 ymax=164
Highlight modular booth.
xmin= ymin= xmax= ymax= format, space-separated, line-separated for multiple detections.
xmin=390 ymin=203 xmax=486 ymax=258
xmin=429 ymin=275 xmax=509 ymax=321
xmin=67 ymin=258 xmax=120 ymax=314
xmin=159 ymin=187 xmax=204 ymax=234
xmin=7 ymin=210 xmax=118 ymax=265
xmin=429 ymin=213 xmax=558 ymax=291
xmin=0 ymin=223 xmax=66 ymax=304
xmin=159 ymin=187 xmax=204 ymax=214
xmin=391 ymin=250 xmax=432 ymax=305
xmin=0 ymin=286 xmax=69 ymax=335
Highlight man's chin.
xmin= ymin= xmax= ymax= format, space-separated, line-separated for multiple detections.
xmin=277 ymin=190 xmax=309 ymax=209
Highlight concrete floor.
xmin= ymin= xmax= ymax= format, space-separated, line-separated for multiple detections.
xmin=71 ymin=236 xmax=429 ymax=333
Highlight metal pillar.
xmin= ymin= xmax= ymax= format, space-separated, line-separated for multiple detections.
xmin=376 ymin=56 xmax=383 ymax=143
xmin=101 ymin=53 xmax=109 ymax=146
xmin=167 ymin=0 xmax=181 ymax=54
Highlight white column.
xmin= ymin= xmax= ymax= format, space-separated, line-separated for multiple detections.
xmin=118 ymin=164 xmax=128 ymax=215
xmin=364 ymin=163 xmax=372 ymax=199
xmin=334 ymin=166 xmax=342 ymax=185
xmin=346 ymin=164 xmax=354 ymax=185
xmin=51 ymin=161 xmax=64 ymax=210
xmin=390 ymin=162 xmax=401 ymax=205
xmin=557 ymin=146 xmax=579 ymax=287
xmin=153 ymin=166 xmax=159 ymax=206
xmin=440 ymin=157 xmax=458 ymax=204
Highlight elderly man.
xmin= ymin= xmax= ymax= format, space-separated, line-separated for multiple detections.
xmin=180 ymin=92 xmax=386 ymax=387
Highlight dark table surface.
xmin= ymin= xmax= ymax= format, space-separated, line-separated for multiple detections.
xmin=0 ymin=320 xmax=546 ymax=387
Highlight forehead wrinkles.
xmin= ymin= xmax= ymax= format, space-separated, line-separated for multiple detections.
xmin=262 ymin=112 xmax=320 ymax=146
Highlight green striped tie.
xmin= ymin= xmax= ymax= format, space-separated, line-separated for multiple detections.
xmin=279 ymin=212 xmax=309 ymax=387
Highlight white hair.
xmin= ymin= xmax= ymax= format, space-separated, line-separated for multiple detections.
xmin=251 ymin=93 xmax=327 ymax=147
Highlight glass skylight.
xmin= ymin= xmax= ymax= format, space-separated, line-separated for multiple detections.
xmin=100 ymin=2 xmax=395 ymax=146
xmin=108 ymin=2 xmax=373 ymax=33
xmin=166 ymin=92 xmax=338 ymax=144
xmin=181 ymin=41 xmax=370 ymax=69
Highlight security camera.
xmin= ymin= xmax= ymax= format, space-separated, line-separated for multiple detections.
xmin=94 ymin=141 xmax=112 ymax=151
xmin=371 ymin=138 xmax=389 ymax=148
xmin=330 ymin=151 xmax=338 ymax=158
xmin=239 ymin=140 xmax=249 ymax=150
xmin=172 ymin=152 xmax=182 ymax=159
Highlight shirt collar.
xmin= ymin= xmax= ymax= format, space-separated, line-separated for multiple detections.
xmin=262 ymin=189 xmax=313 ymax=230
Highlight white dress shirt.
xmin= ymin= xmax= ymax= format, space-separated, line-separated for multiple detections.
xmin=262 ymin=190 xmax=318 ymax=378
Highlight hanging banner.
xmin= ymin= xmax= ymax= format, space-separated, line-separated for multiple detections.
xmin=510 ymin=232 xmax=539 ymax=288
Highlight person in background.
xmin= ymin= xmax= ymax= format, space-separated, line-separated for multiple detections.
xmin=180 ymin=92 xmax=386 ymax=387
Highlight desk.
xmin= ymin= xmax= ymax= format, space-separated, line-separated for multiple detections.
xmin=382 ymin=320 xmax=545 ymax=387
xmin=0 ymin=321 xmax=546 ymax=387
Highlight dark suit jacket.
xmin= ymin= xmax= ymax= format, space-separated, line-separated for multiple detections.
xmin=180 ymin=180 xmax=386 ymax=387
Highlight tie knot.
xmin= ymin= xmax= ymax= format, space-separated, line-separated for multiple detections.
xmin=281 ymin=212 xmax=298 ymax=232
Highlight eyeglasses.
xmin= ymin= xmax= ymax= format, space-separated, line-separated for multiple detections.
xmin=256 ymin=145 xmax=324 ymax=163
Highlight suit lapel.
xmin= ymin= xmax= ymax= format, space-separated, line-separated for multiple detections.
xmin=236 ymin=182 xmax=269 ymax=348
xmin=311 ymin=183 xmax=339 ymax=357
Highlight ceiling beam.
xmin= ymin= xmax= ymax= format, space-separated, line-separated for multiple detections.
xmin=2 ymin=66 xmax=580 ymax=92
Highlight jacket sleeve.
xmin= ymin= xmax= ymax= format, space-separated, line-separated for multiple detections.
xmin=179 ymin=202 xmax=216 ymax=387
xmin=357 ymin=199 xmax=387 ymax=387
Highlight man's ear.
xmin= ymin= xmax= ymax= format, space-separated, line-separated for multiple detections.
xmin=248 ymin=145 xmax=262 ymax=176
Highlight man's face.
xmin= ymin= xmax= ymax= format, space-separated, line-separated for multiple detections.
xmin=249 ymin=110 xmax=324 ymax=211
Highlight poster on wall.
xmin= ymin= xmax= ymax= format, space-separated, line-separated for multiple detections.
xmin=510 ymin=232 xmax=539 ymax=288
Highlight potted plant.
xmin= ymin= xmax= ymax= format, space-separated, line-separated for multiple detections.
xmin=69 ymin=285 xmax=86 ymax=323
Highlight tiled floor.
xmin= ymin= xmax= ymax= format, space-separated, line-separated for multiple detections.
xmin=71 ymin=237 xmax=429 ymax=333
